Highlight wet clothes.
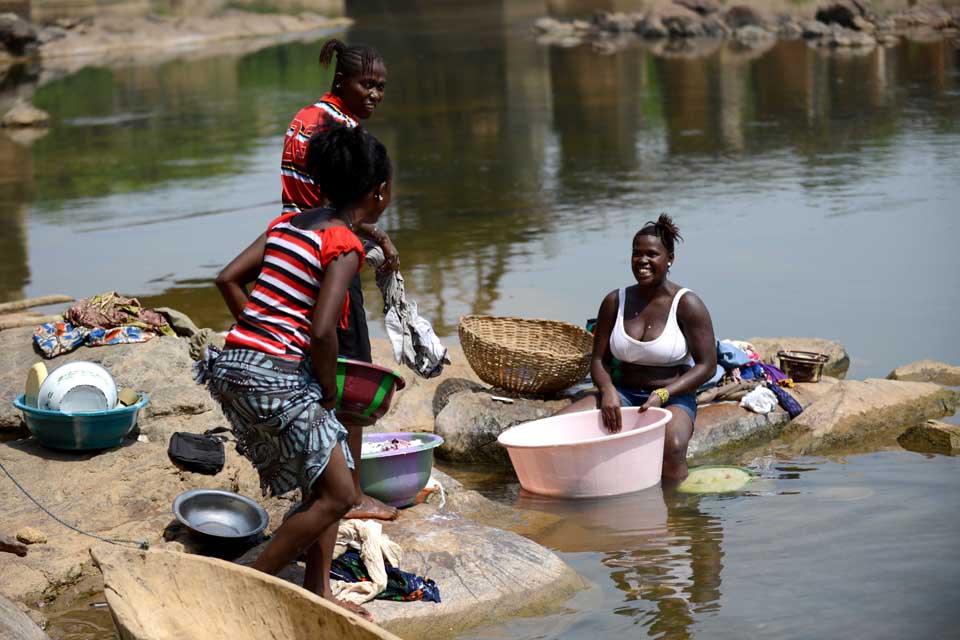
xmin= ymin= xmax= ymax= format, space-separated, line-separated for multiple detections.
xmin=194 ymin=346 xmax=353 ymax=498
xmin=331 ymin=549 xmax=441 ymax=603
xmin=224 ymin=213 xmax=364 ymax=358
xmin=279 ymin=94 xmax=371 ymax=362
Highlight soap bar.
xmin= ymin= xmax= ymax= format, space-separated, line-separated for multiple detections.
xmin=24 ymin=363 xmax=48 ymax=407
xmin=117 ymin=387 xmax=140 ymax=407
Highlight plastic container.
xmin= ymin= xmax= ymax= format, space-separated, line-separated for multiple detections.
xmin=497 ymin=407 xmax=671 ymax=498
xmin=359 ymin=432 xmax=444 ymax=508
xmin=777 ymin=350 xmax=829 ymax=383
xmin=37 ymin=361 xmax=118 ymax=412
xmin=13 ymin=393 xmax=149 ymax=451
xmin=336 ymin=358 xmax=406 ymax=427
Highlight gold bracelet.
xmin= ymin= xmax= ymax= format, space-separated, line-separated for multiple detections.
xmin=652 ymin=388 xmax=670 ymax=404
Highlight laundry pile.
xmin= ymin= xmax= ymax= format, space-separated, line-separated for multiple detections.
xmin=33 ymin=292 xmax=175 ymax=358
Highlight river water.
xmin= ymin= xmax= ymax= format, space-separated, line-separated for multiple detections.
xmin=3 ymin=1 xmax=959 ymax=638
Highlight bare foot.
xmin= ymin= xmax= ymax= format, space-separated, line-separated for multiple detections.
xmin=329 ymin=596 xmax=374 ymax=622
xmin=0 ymin=534 xmax=28 ymax=557
xmin=344 ymin=493 xmax=398 ymax=521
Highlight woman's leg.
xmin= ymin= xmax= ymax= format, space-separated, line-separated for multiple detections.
xmin=553 ymin=392 xmax=601 ymax=416
xmin=251 ymin=444 xmax=355 ymax=577
xmin=662 ymin=405 xmax=694 ymax=483
xmin=343 ymin=426 xmax=398 ymax=521
xmin=302 ymin=522 xmax=373 ymax=621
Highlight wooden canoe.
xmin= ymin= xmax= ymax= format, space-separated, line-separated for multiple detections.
xmin=91 ymin=546 xmax=403 ymax=640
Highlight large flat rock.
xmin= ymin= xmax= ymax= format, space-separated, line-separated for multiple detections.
xmin=887 ymin=359 xmax=960 ymax=387
xmin=782 ymin=379 xmax=958 ymax=453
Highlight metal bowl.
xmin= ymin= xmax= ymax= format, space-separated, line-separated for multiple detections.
xmin=172 ymin=489 xmax=268 ymax=541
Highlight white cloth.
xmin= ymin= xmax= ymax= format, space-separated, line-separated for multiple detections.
xmin=739 ymin=385 xmax=778 ymax=414
xmin=366 ymin=246 xmax=450 ymax=378
xmin=331 ymin=519 xmax=404 ymax=604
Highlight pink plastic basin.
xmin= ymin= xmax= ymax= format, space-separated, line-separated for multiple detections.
xmin=497 ymin=407 xmax=670 ymax=498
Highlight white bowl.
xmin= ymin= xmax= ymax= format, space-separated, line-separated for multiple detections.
xmin=38 ymin=361 xmax=118 ymax=413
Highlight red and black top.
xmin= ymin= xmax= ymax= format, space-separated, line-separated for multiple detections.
xmin=280 ymin=93 xmax=358 ymax=215
xmin=225 ymin=213 xmax=365 ymax=358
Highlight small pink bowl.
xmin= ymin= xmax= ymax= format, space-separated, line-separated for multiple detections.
xmin=497 ymin=407 xmax=670 ymax=498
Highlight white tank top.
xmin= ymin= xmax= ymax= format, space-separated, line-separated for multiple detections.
xmin=609 ymin=287 xmax=695 ymax=367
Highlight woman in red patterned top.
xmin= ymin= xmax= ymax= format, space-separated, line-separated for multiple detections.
xmin=282 ymin=38 xmax=401 ymax=522
xmin=200 ymin=125 xmax=392 ymax=621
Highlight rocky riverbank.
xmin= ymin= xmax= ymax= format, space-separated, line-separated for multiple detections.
xmin=534 ymin=0 xmax=960 ymax=52
xmin=0 ymin=318 xmax=957 ymax=638
xmin=0 ymin=8 xmax=351 ymax=72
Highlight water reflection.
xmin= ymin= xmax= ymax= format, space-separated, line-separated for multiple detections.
xmin=0 ymin=1 xmax=957 ymax=376
xmin=514 ymin=486 xmax=724 ymax=639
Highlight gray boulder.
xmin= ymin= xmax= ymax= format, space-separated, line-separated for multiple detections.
xmin=0 ymin=13 xmax=38 ymax=57
xmin=1 ymin=101 xmax=49 ymax=128
xmin=0 ymin=594 xmax=50 ymax=640
xmin=723 ymin=5 xmax=767 ymax=30
xmin=435 ymin=391 xmax=570 ymax=464
xmin=887 ymin=359 xmax=960 ymax=387
xmin=898 ymin=420 xmax=960 ymax=455
xmin=782 ymin=379 xmax=958 ymax=453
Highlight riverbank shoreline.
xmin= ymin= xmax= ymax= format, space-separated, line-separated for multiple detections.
xmin=534 ymin=0 xmax=960 ymax=52
xmin=0 ymin=8 xmax=351 ymax=73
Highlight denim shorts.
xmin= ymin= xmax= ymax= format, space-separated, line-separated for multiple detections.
xmin=616 ymin=386 xmax=697 ymax=421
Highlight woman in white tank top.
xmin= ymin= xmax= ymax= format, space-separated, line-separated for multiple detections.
xmin=555 ymin=214 xmax=717 ymax=483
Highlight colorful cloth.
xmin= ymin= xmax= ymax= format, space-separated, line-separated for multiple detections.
xmin=194 ymin=346 xmax=353 ymax=497
xmin=66 ymin=292 xmax=174 ymax=336
xmin=224 ymin=213 xmax=365 ymax=358
xmin=331 ymin=549 xmax=441 ymax=603
xmin=281 ymin=93 xmax=357 ymax=214
xmin=33 ymin=322 xmax=152 ymax=359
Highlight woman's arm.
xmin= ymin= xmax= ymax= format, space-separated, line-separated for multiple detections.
xmin=215 ymin=233 xmax=267 ymax=321
xmin=591 ymin=290 xmax=625 ymax=432
xmin=641 ymin=292 xmax=717 ymax=411
xmin=310 ymin=251 xmax=361 ymax=410
xmin=355 ymin=222 xmax=399 ymax=273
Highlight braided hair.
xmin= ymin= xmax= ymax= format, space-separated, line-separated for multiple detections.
xmin=634 ymin=214 xmax=683 ymax=257
xmin=319 ymin=38 xmax=384 ymax=82
xmin=305 ymin=124 xmax=392 ymax=209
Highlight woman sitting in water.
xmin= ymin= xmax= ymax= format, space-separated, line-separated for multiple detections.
xmin=199 ymin=124 xmax=392 ymax=621
xmin=556 ymin=215 xmax=717 ymax=482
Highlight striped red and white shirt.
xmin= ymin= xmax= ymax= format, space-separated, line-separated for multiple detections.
xmin=281 ymin=93 xmax=357 ymax=215
xmin=225 ymin=213 xmax=365 ymax=358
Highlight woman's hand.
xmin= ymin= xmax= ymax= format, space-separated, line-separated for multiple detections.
xmin=377 ymin=234 xmax=400 ymax=273
xmin=600 ymin=388 xmax=623 ymax=432
xmin=320 ymin=394 xmax=337 ymax=412
xmin=638 ymin=393 xmax=664 ymax=413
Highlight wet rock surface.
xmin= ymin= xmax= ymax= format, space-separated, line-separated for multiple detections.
xmin=887 ymin=359 xmax=960 ymax=387
xmin=897 ymin=420 xmax=960 ymax=455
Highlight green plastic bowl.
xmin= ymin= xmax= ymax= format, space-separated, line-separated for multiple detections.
xmin=12 ymin=393 xmax=149 ymax=451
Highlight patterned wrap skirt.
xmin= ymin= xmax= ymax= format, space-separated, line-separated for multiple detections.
xmin=195 ymin=346 xmax=354 ymax=498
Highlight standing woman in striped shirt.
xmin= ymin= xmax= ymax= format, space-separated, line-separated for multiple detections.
xmin=198 ymin=125 xmax=391 ymax=621
xmin=281 ymin=38 xmax=400 ymax=521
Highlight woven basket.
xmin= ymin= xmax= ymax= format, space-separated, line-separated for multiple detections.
xmin=459 ymin=315 xmax=593 ymax=395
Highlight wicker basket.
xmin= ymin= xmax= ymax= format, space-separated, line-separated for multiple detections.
xmin=459 ymin=315 xmax=593 ymax=395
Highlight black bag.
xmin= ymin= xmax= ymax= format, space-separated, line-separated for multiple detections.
xmin=167 ymin=428 xmax=229 ymax=475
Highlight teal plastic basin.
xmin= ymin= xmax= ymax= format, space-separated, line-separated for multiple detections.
xmin=12 ymin=393 xmax=149 ymax=451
